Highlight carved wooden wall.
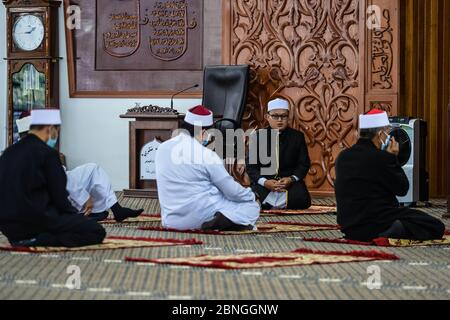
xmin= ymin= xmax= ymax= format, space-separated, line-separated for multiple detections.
xmin=223 ymin=0 xmax=400 ymax=196
xmin=365 ymin=0 xmax=399 ymax=115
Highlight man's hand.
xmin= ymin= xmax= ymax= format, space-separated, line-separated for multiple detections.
xmin=264 ymin=180 xmax=282 ymax=192
xmin=82 ymin=197 xmax=94 ymax=216
xmin=387 ymin=137 xmax=399 ymax=156
xmin=265 ymin=178 xmax=293 ymax=192
xmin=275 ymin=177 xmax=294 ymax=191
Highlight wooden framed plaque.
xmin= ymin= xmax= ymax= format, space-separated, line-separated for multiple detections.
xmin=64 ymin=0 xmax=223 ymax=97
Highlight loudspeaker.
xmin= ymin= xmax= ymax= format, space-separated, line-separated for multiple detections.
xmin=389 ymin=117 xmax=429 ymax=205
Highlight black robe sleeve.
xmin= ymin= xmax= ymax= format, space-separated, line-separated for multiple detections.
xmin=292 ymin=132 xmax=311 ymax=180
xmin=246 ymin=131 xmax=262 ymax=184
xmin=378 ymin=152 xmax=410 ymax=197
xmin=43 ymin=150 xmax=77 ymax=214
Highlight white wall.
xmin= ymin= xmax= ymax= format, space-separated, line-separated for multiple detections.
xmin=0 ymin=6 xmax=201 ymax=190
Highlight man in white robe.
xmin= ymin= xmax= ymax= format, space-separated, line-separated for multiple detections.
xmin=66 ymin=164 xmax=118 ymax=218
xmin=16 ymin=115 xmax=143 ymax=222
xmin=155 ymin=105 xmax=260 ymax=231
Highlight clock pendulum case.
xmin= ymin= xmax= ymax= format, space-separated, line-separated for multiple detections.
xmin=3 ymin=0 xmax=60 ymax=145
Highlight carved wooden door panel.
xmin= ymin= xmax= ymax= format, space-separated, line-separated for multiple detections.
xmin=223 ymin=0 xmax=399 ymax=195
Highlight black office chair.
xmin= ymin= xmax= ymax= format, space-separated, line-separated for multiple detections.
xmin=202 ymin=65 xmax=250 ymax=184
xmin=202 ymin=65 xmax=250 ymax=131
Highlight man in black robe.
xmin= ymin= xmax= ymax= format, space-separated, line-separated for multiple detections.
xmin=335 ymin=109 xmax=445 ymax=242
xmin=246 ymin=98 xmax=311 ymax=210
xmin=0 ymin=109 xmax=106 ymax=247
xmin=14 ymin=113 xmax=144 ymax=223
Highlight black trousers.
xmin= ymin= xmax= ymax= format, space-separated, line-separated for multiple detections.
xmin=344 ymin=208 xmax=446 ymax=242
xmin=0 ymin=208 xmax=106 ymax=247
xmin=252 ymin=181 xmax=311 ymax=210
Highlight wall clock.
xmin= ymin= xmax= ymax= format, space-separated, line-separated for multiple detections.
xmin=12 ymin=13 xmax=45 ymax=51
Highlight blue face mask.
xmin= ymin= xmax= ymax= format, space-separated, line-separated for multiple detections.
xmin=47 ymin=137 xmax=58 ymax=148
xmin=381 ymin=132 xmax=391 ymax=151
xmin=202 ymin=132 xmax=211 ymax=146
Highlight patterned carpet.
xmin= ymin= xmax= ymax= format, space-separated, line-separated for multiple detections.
xmin=0 ymin=194 xmax=449 ymax=300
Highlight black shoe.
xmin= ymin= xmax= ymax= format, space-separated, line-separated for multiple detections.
xmin=261 ymin=203 xmax=273 ymax=210
xmin=111 ymin=203 xmax=144 ymax=223
xmin=201 ymin=212 xmax=253 ymax=232
xmin=11 ymin=233 xmax=57 ymax=247
xmin=88 ymin=211 xmax=110 ymax=222
xmin=11 ymin=238 xmax=39 ymax=247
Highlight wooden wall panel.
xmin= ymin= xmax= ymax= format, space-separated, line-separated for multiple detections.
xmin=401 ymin=0 xmax=450 ymax=198
xmin=223 ymin=0 xmax=400 ymax=196
xmin=365 ymin=0 xmax=400 ymax=115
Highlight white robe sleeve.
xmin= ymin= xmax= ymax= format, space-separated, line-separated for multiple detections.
xmin=66 ymin=174 xmax=90 ymax=211
xmin=213 ymin=175 xmax=256 ymax=202
xmin=205 ymin=152 xmax=255 ymax=203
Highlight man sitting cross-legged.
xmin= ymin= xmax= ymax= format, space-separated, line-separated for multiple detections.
xmin=155 ymin=105 xmax=260 ymax=231
xmin=0 ymin=109 xmax=106 ymax=247
xmin=334 ymin=109 xmax=445 ymax=242
xmin=246 ymin=98 xmax=312 ymax=210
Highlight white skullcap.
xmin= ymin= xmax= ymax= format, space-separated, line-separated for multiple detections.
xmin=16 ymin=116 xmax=31 ymax=134
xmin=268 ymin=98 xmax=289 ymax=112
xmin=359 ymin=109 xmax=390 ymax=129
xmin=30 ymin=109 xmax=61 ymax=126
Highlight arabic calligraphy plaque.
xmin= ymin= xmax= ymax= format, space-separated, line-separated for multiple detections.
xmin=96 ymin=0 xmax=203 ymax=71
xmin=64 ymin=0 xmax=221 ymax=96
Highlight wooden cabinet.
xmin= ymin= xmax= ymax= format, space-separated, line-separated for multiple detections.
xmin=120 ymin=113 xmax=184 ymax=198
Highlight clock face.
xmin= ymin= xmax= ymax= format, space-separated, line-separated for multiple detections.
xmin=12 ymin=14 xmax=45 ymax=51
